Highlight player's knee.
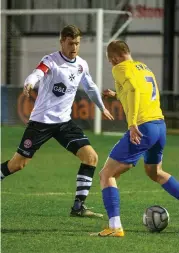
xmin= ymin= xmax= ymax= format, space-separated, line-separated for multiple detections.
xmin=144 ymin=164 xmax=162 ymax=182
xmin=99 ymin=169 xmax=106 ymax=183
xmin=84 ymin=151 xmax=98 ymax=166
xmin=99 ymin=168 xmax=111 ymax=182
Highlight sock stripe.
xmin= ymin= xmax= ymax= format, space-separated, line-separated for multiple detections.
xmin=77 ymin=181 xmax=92 ymax=187
xmin=76 ymin=190 xmax=89 ymax=196
xmin=77 ymin=186 xmax=91 ymax=191
xmin=77 ymin=175 xmax=92 ymax=182
xmin=73 ymin=163 xmax=96 ymax=205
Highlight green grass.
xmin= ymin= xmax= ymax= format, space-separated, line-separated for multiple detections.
xmin=1 ymin=126 xmax=179 ymax=253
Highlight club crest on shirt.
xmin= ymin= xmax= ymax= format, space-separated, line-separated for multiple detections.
xmin=24 ymin=139 xmax=32 ymax=149
xmin=77 ymin=65 xmax=83 ymax=75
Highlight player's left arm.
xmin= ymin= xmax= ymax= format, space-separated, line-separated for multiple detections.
xmin=125 ymin=77 xmax=140 ymax=127
xmin=81 ymin=61 xmax=114 ymax=120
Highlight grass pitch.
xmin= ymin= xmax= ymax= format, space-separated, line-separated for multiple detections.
xmin=1 ymin=126 xmax=179 ymax=253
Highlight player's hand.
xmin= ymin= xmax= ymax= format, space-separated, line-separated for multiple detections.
xmin=102 ymin=89 xmax=116 ymax=98
xmin=102 ymin=108 xmax=114 ymax=121
xmin=129 ymin=125 xmax=143 ymax=145
xmin=23 ymin=84 xmax=32 ymax=97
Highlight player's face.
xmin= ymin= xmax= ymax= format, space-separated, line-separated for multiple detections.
xmin=61 ymin=36 xmax=80 ymax=59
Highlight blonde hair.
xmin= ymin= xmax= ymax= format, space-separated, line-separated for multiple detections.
xmin=107 ymin=40 xmax=130 ymax=57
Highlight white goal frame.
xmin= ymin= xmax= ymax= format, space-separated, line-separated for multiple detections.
xmin=1 ymin=8 xmax=132 ymax=134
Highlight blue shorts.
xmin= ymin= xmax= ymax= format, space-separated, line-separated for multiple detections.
xmin=109 ymin=120 xmax=166 ymax=166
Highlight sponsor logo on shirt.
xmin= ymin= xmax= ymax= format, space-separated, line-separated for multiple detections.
xmin=52 ymin=82 xmax=77 ymax=97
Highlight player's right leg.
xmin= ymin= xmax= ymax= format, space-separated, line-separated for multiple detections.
xmin=93 ymin=129 xmax=148 ymax=237
xmin=1 ymin=121 xmax=53 ymax=180
xmin=96 ymin=158 xmax=132 ymax=237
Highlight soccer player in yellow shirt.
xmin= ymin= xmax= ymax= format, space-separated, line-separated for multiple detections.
xmin=96 ymin=40 xmax=179 ymax=237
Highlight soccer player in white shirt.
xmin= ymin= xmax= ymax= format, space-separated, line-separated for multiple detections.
xmin=1 ymin=25 xmax=114 ymax=217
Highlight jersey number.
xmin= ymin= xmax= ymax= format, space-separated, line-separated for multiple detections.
xmin=145 ymin=76 xmax=157 ymax=101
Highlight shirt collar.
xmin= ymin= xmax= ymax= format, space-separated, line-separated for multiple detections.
xmin=59 ymin=51 xmax=76 ymax=63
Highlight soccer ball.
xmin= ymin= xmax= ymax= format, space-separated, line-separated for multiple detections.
xmin=143 ymin=205 xmax=169 ymax=232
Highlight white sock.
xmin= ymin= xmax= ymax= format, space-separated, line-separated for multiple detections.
xmin=109 ymin=216 xmax=122 ymax=229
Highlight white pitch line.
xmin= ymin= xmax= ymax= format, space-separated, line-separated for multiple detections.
xmin=1 ymin=189 xmax=163 ymax=197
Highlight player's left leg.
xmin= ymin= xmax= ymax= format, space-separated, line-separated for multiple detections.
xmin=71 ymin=144 xmax=103 ymax=217
xmin=53 ymin=120 xmax=102 ymax=217
xmin=144 ymin=120 xmax=179 ymax=200
xmin=144 ymin=162 xmax=179 ymax=199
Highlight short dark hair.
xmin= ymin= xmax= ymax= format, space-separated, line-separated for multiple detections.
xmin=60 ymin=25 xmax=82 ymax=40
xmin=107 ymin=40 xmax=130 ymax=57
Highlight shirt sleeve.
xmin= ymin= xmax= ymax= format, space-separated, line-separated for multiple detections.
xmin=81 ymin=61 xmax=105 ymax=111
xmin=38 ymin=55 xmax=53 ymax=70
xmin=24 ymin=55 xmax=52 ymax=88
xmin=24 ymin=69 xmax=45 ymax=89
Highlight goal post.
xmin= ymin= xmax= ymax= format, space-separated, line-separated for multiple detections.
xmin=95 ymin=9 xmax=132 ymax=134
xmin=1 ymin=9 xmax=132 ymax=132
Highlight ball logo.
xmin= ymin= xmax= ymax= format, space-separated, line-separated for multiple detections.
xmin=24 ymin=139 xmax=32 ymax=149
xmin=52 ymin=82 xmax=67 ymax=97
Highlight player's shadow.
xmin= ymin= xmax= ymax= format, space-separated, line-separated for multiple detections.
xmin=1 ymin=228 xmax=91 ymax=234
xmin=1 ymin=228 xmax=59 ymax=234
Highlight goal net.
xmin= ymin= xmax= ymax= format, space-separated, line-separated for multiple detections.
xmin=1 ymin=9 xmax=132 ymax=132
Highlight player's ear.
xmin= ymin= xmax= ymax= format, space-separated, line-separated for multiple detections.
xmin=111 ymin=57 xmax=117 ymax=66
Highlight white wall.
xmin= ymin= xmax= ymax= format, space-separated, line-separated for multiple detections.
xmin=20 ymin=36 xmax=179 ymax=93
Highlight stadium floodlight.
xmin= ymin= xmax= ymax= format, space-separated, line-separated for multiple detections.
xmin=1 ymin=9 xmax=132 ymax=134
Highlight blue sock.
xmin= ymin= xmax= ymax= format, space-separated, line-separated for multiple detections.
xmin=102 ymin=187 xmax=120 ymax=218
xmin=162 ymin=176 xmax=179 ymax=200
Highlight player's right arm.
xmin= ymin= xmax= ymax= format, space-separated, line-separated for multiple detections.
xmin=23 ymin=56 xmax=51 ymax=97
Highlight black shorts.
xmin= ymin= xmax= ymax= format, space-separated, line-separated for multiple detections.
xmin=17 ymin=120 xmax=90 ymax=158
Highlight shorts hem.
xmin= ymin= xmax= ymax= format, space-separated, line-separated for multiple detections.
xmin=109 ymin=155 xmax=137 ymax=167
xmin=67 ymin=140 xmax=91 ymax=155
xmin=17 ymin=148 xmax=34 ymax=158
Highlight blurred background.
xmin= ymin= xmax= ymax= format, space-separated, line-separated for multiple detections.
xmin=1 ymin=0 xmax=179 ymax=133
